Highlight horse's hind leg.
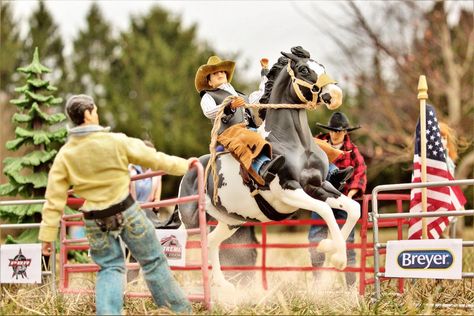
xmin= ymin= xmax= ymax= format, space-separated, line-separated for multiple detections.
xmin=208 ymin=221 xmax=238 ymax=289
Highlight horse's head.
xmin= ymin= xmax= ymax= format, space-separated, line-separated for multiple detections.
xmin=281 ymin=46 xmax=342 ymax=110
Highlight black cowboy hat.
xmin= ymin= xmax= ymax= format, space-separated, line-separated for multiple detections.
xmin=316 ymin=112 xmax=361 ymax=132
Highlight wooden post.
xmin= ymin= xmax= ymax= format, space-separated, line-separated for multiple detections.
xmin=417 ymin=75 xmax=429 ymax=239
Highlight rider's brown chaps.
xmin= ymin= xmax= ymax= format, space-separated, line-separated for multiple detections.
xmin=217 ymin=123 xmax=271 ymax=186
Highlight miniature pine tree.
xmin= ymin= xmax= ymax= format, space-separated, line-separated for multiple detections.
xmin=0 ymin=48 xmax=67 ymax=237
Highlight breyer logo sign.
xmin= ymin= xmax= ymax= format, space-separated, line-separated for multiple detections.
xmin=397 ymin=250 xmax=453 ymax=269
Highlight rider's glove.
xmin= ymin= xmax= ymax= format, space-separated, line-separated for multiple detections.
xmin=230 ymin=96 xmax=245 ymax=109
xmin=260 ymin=58 xmax=269 ymax=77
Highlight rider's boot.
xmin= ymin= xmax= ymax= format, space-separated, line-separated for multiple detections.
xmin=258 ymin=155 xmax=286 ymax=184
xmin=328 ymin=166 xmax=353 ymax=191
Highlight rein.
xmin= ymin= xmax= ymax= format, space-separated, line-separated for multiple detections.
xmin=286 ymin=61 xmax=337 ymax=105
xmin=206 ymin=98 xmax=319 ymax=204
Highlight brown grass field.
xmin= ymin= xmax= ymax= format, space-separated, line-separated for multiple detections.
xmin=0 ymin=225 xmax=473 ymax=315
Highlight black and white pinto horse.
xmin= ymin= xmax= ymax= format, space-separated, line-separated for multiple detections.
xmin=179 ymin=47 xmax=360 ymax=288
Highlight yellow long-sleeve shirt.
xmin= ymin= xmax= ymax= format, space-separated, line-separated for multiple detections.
xmin=39 ymin=129 xmax=189 ymax=242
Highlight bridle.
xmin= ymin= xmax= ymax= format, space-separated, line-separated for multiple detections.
xmin=286 ymin=60 xmax=337 ymax=105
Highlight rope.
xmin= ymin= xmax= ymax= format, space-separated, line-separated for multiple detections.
xmin=206 ymin=97 xmax=320 ymax=204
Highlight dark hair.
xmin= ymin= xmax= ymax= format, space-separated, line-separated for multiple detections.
xmin=206 ymin=71 xmax=228 ymax=83
xmin=65 ymin=95 xmax=95 ymax=126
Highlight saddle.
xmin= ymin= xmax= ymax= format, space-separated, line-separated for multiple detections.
xmin=238 ymin=164 xmax=268 ymax=193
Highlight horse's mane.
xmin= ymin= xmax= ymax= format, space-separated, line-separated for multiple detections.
xmin=257 ymin=57 xmax=288 ymax=120
xmin=258 ymin=46 xmax=311 ymax=120
xmin=259 ymin=56 xmax=288 ymax=105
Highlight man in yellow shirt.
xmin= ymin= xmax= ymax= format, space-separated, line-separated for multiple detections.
xmin=39 ymin=95 xmax=193 ymax=314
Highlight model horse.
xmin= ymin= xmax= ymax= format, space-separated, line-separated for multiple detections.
xmin=179 ymin=46 xmax=360 ymax=288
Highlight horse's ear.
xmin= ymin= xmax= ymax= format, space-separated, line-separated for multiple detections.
xmin=281 ymin=51 xmax=298 ymax=61
xmin=291 ymin=46 xmax=310 ymax=58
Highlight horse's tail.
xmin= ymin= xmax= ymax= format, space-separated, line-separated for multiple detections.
xmin=177 ymin=154 xmax=210 ymax=228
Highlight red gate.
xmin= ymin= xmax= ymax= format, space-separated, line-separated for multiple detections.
xmin=59 ymin=164 xmax=410 ymax=306
xmin=200 ymin=193 xmax=410 ymax=295
xmin=59 ymin=161 xmax=210 ymax=309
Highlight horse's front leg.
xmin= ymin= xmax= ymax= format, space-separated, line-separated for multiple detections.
xmin=208 ymin=221 xmax=238 ymax=289
xmin=279 ymin=188 xmax=347 ymax=270
xmin=325 ymin=193 xmax=361 ymax=240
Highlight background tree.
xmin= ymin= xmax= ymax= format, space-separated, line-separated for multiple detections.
xmin=0 ymin=48 xmax=67 ymax=242
xmin=0 ymin=2 xmax=23 ymax=94
xmin=68 ymin=2 xmax=117 ymax=104
xmin=103 ymin=6 xmax=218 ymax=197
xmin=23 ymin=0 xmax=67 ymax=95
xmin=304 ymin=1 xmax=473 ymax=195
xmin=294 ymin=0 xmax=473 ymax=230
xmin=1 ymin=2 xmax=25 ymax=186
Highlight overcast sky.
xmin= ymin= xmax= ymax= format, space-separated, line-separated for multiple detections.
xmin=9 ymin=0 xmax=352 ymax=82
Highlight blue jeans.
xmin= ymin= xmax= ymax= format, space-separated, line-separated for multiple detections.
xmin=327 ymin=163 xmax=337 ymax=178
xmin=308 ymin=209 xmax=356 ymax=285
xmin=84 ymin=203 xmax=191 ymax=315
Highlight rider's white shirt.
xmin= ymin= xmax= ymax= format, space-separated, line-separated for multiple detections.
xmin=200 ymin=76 xmax=267 ymax=120
xmin=200 ymin=83 xmax=238 ymax=120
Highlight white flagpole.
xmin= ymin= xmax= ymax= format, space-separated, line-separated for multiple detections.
xmin=417 ymin=75 xmax=429 ymax=239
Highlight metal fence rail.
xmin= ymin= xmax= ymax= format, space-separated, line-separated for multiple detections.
xmin=371 ymin=179 xmax=474 ymax=309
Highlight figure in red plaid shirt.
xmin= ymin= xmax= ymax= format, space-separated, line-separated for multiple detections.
xmin=308 ymin=111 xmax=367 ymax=287
xmin=316 ymin=112 xmax=367 ymax=198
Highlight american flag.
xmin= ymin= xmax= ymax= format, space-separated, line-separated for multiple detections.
xmin=407 ymin=104 xmax=466 ymax=239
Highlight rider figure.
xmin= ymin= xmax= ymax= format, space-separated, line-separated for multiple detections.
xmin=315 ymin=112 xmax=367 ymax=198
xmin=195 ymin=55 xmax=285 ymax=186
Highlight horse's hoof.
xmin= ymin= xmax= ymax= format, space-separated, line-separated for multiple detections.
xmin=317 ymin=239 xmax=336 ymax=253
xmin=330 ymin=252 xmax=347 ymax=271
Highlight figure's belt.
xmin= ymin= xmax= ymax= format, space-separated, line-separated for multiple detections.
xmin=83 ymin=194 xmax=135 ymax=220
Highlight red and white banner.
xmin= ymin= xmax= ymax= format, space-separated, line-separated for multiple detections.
xmin=155 ymin=229 xmax=187 ymax=267
xmin=0 ymin=243 xmax=42 ymax=284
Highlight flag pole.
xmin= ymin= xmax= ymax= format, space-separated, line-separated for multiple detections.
xmin=417 ymin=75 xmax=429 ymax=239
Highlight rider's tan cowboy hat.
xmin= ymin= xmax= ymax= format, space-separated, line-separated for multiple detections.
xmin=316 ymin=112 xmax=361 ymax=132
xmin=195 ymin=56 xmax=235 ymax=92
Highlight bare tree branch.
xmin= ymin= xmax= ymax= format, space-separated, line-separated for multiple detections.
xmin=347 ymin=1 xmax=405 ymax=70
xmin=457 ymin=151 xmax=474 ymax=179
xmin=461 ymin=29 xmax=474 ymax=73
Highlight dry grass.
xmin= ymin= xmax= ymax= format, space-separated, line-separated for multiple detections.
xmin=1 ymin=227 xmax=473 ymax=315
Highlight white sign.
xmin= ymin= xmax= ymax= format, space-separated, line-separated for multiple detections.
xmin=385 ymin=239 xmax=462 ymax=279
xmin=0 ymin=243 xmax=42 ymax=284
xmin=155 ymin=229 xmax=187 ymax=267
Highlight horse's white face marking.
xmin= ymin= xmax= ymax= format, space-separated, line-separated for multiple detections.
xmin=308 ymin=60 xmax=326 ymax=77
xmin=320 ymin=84 xmax=343 ymax=110
xmin=307 ymin=59 xmax=342 ymax=109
